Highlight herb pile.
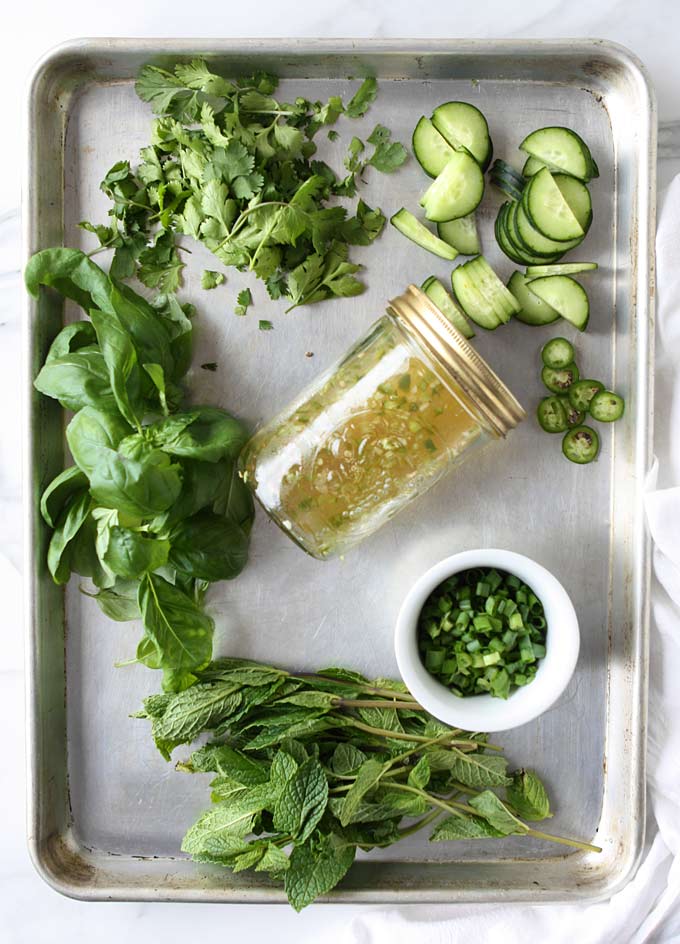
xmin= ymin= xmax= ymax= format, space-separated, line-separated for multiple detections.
xmin=29 ymin=248 xmax=254 ymax=692
xmin=81 ymin=63 xmax=407 ymax=314
xmin=418 ymin=568 xmax=547 ymax=699
xmin=138 ymin=658 xmax=600 ymax=910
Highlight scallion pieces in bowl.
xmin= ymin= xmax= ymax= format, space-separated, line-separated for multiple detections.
xmin=417 ymin=567 xmax=547 ymax=699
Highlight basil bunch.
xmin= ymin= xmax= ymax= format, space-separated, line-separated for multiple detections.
xmin=29 ymin=248 xmax=254 ymax=691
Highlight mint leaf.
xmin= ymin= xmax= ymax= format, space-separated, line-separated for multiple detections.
xmin=285 ymin=834 xmax=355 ymax=911
xmin=330 ymin=743 xmax=366 ymax=776
xmin=407 ymin=756 xmax=431 ymax=790
xmin=346 ymin=77 xmax=378 ymax=118
xmin=273 ymin=758 xmax=329 ymax=841
xmin=468 ymin=790 xmax=529 ymax=836
xmin=506 ymin=769 xmax=552 ymax=821
xmin=430 ymin=814 xmax=506 ymax=841
xmin=201 ymin=269 xmax=225 ymax=290
xmin=182 ymin=786 xmax=275 ymax=854
xmin=150 ymin=682 xmax=243 ymax=744
xmin=339 ymin=759 xmax=386 ymax=826
xmin=428 ymin=748 xmax=510 ymax=789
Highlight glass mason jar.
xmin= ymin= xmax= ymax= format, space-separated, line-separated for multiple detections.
xmin=240 ymin=285 xmax=524 ymax=560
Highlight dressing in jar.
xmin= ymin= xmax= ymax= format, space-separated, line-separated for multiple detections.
xmin=240 ymin=285 xmax=524 ymax=559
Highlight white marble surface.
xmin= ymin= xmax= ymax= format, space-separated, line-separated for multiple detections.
xmin=3 ymin=2 xmax=680 ymax=942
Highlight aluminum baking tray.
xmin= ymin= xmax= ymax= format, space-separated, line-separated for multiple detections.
xmin=23 ymin=38 xmax=655 ymax=904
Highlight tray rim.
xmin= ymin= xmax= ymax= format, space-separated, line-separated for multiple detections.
xmin=23 ymin=36 xmax=656 ymax=905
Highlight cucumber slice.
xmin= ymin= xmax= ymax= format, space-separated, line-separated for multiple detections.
xmin=465 ymin=256 xmax=521 ymax=322
xmin=523 ymin=168 xmax=584 ymax=241
xmin=553 ymin=174 xmax=593 ymax=232
xmin=420 ymin=151 xmax=484 ymax=222
xmin=527 ymin=275 xmax=590 ymax=331
xmin=526 ymin=262 xmax=598 ymax=279
xmin=431 ymin=101 xmax=493 ymax=170
xmin=437 ymin=213 xmax=481 ymax=255
xmin=515 ymin=203 xmax=582 ymax=257
xmin=390 ymin=208 xmax=459 ymax=260
xmin=421 ymin=276 xmax=475 ymax=339
xmin=523 ymin=155 xmax=554 ymax=177
xmin=451 ymin=265 xmax=501 ymax=330
xmin=412 ymin=116 xmax=457 ymax=178
xmin=490 ymin=159 xmax=524 ymax=189
xmin=495 ymin=206 xmax=530 ymax=265
xmin=507 ymin=271 xmax=560 ymax=326
xmin=505 ymin=203 xmax=563 ymax=264
xmin=490 ymin=175 xmax=524 ymax=202
xmin=520 ymin=127 xmax=596 ymax=182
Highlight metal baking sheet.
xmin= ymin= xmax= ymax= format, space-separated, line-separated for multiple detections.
xmin=24 ymin=39 xmax=655 ymax=903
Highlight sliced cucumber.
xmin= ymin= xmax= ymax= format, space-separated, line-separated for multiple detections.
xmin=390 ymin=208 xmax=459 ymax=260
xmin=437 ymin=213 xmax=481 ymax=255
xmin=412 ymin=116 xmax=457 ymax=178
xmin=421 ymin=276 xmax=475 ymax=339
xmin=465 ymin=256 xmax=521 ymax=322
xmin=431 ymin=101 xmax=493 ymax=170
xmin=520 ymin=127 xmax=596 ymax=182
xmin=526 ymin=262 xmax=598 ymax=279
xmin=420 ymin=151 xmax=485 ymax=222
xmin=495 ymin=205 xmax=529 ymax=265
xmin=527 ymin=275 xmax=590 ymax=331
xmin=523 ymin=155 xmax=555 ymax=177
xmin=451 ymin=265 xmax=501 ymax=330
xmin=508 ymin=271 xmax=560 ymax=326
xmin=553 ymin=174 xmax=592 ymax=232
xmin=490 ymin=159 xmax=524 ymax=188
xmin=523 ymin=168 xmax=584 ymax=241
xmin=498 ymin=203 xmax=562 ymax=266
xmin=515 ymin=202 xmax=582 ymax=257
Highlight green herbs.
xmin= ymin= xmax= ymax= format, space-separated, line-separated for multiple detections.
xmin=80 ymin=61 xmax=407 ymax=315
xmin=29 ymin=248 xmax=254 ymax=692
xmin=417 ymin=568 xmax=547 ymax=699
xmin=536 ymin=337 xmax=625 ymax=463
xmin=138 ymin=658 xmax=600 ymax=910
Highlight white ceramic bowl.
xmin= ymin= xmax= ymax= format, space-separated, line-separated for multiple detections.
xmin=394 ymin=549 xmax=579 ymax=732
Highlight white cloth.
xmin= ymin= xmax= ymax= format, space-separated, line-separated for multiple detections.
xmin=346 ymin=177 xmax=680 ymax=944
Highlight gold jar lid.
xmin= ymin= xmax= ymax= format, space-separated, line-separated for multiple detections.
xmin=388 ymin=284 xmax=525 ymax=438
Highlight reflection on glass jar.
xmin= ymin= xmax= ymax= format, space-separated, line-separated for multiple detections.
xmin=240 ymin=286 xmax=524 ymax=560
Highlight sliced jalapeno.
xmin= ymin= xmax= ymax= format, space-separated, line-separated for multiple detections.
xmin=559 ymin=396 xmax=584 ymax=427
xmin=537 ymin=396 xmax=568 ymax=433
xmin=541 ymin=363 xmax=580 ymax=394
xmin=562 ymin=425 xmax=600 ymax=464
xmin=589 ymin=390 xmax=625 ymax=422
xmin=541 ymin=337 xmax=575 ymax=369
xmin=568 ymin=379 xmax=604 ymax=413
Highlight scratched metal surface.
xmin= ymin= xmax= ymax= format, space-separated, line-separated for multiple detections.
xmin=24 ymin=39 xmax=654 ymax=902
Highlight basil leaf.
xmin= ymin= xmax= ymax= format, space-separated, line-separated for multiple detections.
xmin=137 ymin=572 xmax=213 ymax=673
xmin=101 ymin=526 xmax=170 ymax=579
xmin=285 ymin=834 xmax=355 ymax=912
xmin=45 ymin=321 xmax=97 ymax=363
xmin=506 ymin=769 xmax=552 ymax=822
xmin=143 ymin=362 xmax=168 ymax=415
xmin=90 ymin=308 xmax=143 ymax=428
xmin=149 ymin=407 xmax=248 ymax=462
xmin=169 ymin=511 xmax=249 ymax=581
xmin=213 ymin=460 xmax=255 ymax=533
xmin=34 ymin=350 xmax=118 ymax=413
xmin=89 ymin=444 xmax=182 ymax=517
xmin=66 ymin=407 xmax=131 ymax=476
xmin=83 ymin=580 xmax=141 ymax=621
xmin=25 ymin=247 xmax=116 ymax=313
xmin=47 ymin=490 xmax=91 ymax=584
xmin=109 ymin=280 xmax=174 ymax=376
xmin=40 ymin=465 xmax=88 ymax=528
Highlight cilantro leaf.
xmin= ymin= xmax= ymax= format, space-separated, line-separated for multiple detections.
xmin=258 ymin=320 xmax=273 ymax=331
xmin=235 ymin=288 xmax=253 ymax=317
xmin=345 ymin=77 xmax=378 ymax=118
xmin=201 ymin=270 xmax=225 ymax=290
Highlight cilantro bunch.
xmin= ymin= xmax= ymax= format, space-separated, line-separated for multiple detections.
xmin=82 ymin=62 xmax=407 ymax=312
xmin=139 ymin=659 xmax=601 ymax=910
xmin=28 ymin=248 xmax=254 ymax=692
